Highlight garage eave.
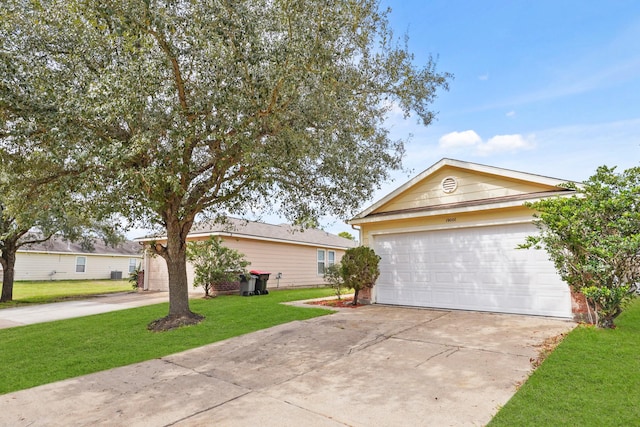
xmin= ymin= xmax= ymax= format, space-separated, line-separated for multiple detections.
xmin=349 ymin=190 xmax=573 ymax=225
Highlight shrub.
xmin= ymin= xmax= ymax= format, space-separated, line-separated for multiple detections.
xmin=324 ymin=264 xmax=345 ymax=300
xmin=340 ymin=246 xmax=380 ymax=305
xmin=186 ymin=236 xmax=250 ymax=297
xmin=521 ymin=165 xmax=640 ymax=328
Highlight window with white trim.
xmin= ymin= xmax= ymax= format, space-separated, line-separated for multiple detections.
xmin=328 ymin=250 xmax=336 ymax=267
xmin=128 ymin=258 xmax=138 ymax=273
xmin=75 ymin=256 xmax=87 ymax=273
xmin=317 ymin=250 xmax=326 ymax=275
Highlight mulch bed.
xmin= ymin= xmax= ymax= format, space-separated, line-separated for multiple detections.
xmin=307 ymin=296 xmax=363 ymax=308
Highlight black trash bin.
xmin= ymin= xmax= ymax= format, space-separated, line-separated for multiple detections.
xmin=239 ymin=273 xmax=257 ymax=296
xmin=250 ymin=270 xmax=271 ymax=295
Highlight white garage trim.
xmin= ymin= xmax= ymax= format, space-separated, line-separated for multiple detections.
xmin=372 ymin=223 xmax=572 ymax=318
xmin=366 ymin=216 xmax=534 ymax=238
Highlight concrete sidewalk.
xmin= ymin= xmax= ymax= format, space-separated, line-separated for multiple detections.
xmin=0 ymin=292 xmax=170 ymax=329
xmin=0 ymin=305 xmax=574 ymax=426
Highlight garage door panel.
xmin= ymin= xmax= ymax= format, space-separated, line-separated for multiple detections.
xmin=378 ymin=284 xmax=432 ymax=306
xmin=412 ymin=271 xmax=431 ymax=283
xmin=432 ymin=289 xmax=457 ymax=305
xmin=478 ymin=272 xmax=503 ymax=285
xmin=373 ymin=224 xmax=572 ymax=317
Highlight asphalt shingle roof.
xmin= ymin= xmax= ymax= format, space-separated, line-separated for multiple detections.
xmin=142 ymin=217 xmax=358 ymax=249
xmin=19 ymin=235 xmax=142 ymax=256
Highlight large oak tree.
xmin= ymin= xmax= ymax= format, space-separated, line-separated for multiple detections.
xmin=1 ymin=0 xmax=450 ymax=329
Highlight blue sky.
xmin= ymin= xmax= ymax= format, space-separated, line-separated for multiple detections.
xmin=380 ymin=0 xmax=640 ymax=176
xmin=316 ymin=0 xmax=640 ymax=237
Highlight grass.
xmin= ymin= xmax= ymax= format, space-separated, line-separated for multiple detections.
xmin=0 ymin=279 xmax=132 ymax=308
xmin=489 ymin=298 xmax=640 ymax=426
xmin=0 ymin=287 xmax=335 ymax=394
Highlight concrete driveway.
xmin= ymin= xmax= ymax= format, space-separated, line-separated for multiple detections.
xmin=0 ymin=292 xmax=170 ymax=329
xmin=0 ymin=304 xmax=574 ymax=426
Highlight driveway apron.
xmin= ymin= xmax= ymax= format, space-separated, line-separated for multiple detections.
xmin=0 ymin=305 xmax=574 ymax=426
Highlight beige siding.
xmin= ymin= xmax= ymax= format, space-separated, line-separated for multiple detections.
xmin=145 ymin=237 xmax=346 ymax=292
xmin=375 ymin=166 xmax=558 ymax=214
xmin=145 ymin=254 xmax=196 ymax=292
xmin=11 ymin=252 xmax=141 ymax=281
xmin=219 ymin=237 xmax=344 ymax=288
xmin=146 ymin=255 xmax=169 ymax=291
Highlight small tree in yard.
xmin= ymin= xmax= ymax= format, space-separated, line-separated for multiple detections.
xmin=324 ymin=264 xmax=345 ymax=300
xmin=521 ymin=166 xmax=640 ymax=328
xmin=341 ymin=246 xmax=381 ymax=305
xmin=186 ymin=237 xmax=250 ymax=298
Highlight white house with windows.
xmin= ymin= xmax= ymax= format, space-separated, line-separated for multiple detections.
xmin=136 ymin=217 xmax=357 ymax=293
xmin=3 ymin=237 xmax=143 ymax=281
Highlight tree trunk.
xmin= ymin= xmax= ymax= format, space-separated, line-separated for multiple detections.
xmin=0 ymin=242 xmax=17 ymax=303
xmin=599 ymin=316 xmax=616 ymax=329
xmin=165 ymin=248 xmax=192 ymax=317
xmin=353 ymin=288 xmax=360 ymax=305
xmin=147 ymin=215 xmax=204 ymax=331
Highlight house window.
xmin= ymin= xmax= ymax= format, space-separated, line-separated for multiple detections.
xmin=328 ymin=251 xmax=336 ymax=267
xmin=317 ymin=250 xmax=326 ymax=275
xmin=129 ymin=258 xmax=138 ymax=273
xmin=75 ymin=256 xmax=86 ymax=273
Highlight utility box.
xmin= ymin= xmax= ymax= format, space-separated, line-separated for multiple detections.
xmin=110 ymin=271 xmax=123 ymax=280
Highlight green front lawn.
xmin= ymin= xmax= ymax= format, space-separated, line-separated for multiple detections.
xmin=489 ymin=298 xmax=640 ymax=426
xmin=0 ymin=279 xmax=132 ymax=308
xmin=0 ymin=288 xmax=334 ymax=394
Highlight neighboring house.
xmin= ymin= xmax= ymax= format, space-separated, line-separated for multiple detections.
xmin=349 ymin=158 xmax=580 ymax=319
xmin=2 ymin=237 xmax=143 ymax=281
xmin=136 ymin=218 xmax=358 ymax=293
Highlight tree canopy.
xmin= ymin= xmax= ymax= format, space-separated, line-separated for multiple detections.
xmin=338 ymin=231 xmax=356 ymax=241
xmin=521 ymin=166 xmax=640 ymax=328
xmin=0 ymin=141 xmax=125 ymax=301
xmin=1 ymin=0 xmax=450 ymax=329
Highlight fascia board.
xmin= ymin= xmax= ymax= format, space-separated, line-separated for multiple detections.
xmin=349 ymin=192 xmax=573 ymax=225
xmin=136 ymin=231 xmax=353 ymax=250
xmin=16 ymin=250 xmax=141 ymax=258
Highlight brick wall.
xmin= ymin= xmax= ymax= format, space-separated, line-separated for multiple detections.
xmin=210 ymin=281 xmax=241 ymax=295
xmin=571 ymin=289 xmax=595 ymax=324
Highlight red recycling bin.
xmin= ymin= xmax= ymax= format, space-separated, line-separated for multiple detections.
xmin=250 ymin=270 xmax=271 ymax=295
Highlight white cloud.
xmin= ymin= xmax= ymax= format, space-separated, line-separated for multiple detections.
xmin=438 ymin=130 xmax=535 ymax=156
xmin=478 ymin=73 xmax=489 ymax=81
xmin=506 ymin=110 xmax=516 ymax=117
xmin=438 ymin=130 xmax=482 ymax=149
xmin=478 ymin=134 xmax=535 ymax=155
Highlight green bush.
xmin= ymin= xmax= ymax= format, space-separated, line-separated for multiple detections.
xmin=340 ymin=246 xmax=380 ymax=305
xmin=186 ymin=237 xmax=250 ymax=297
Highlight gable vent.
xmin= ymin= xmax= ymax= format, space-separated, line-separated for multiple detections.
xmin=441 ymin=176 xmax=458 ymax=194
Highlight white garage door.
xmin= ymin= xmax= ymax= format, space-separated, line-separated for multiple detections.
xmin=373 ymin=223 xmax=571 ymax=317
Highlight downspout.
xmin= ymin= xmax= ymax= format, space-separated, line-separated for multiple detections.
xmin=350 ymin=224 xmax=362 ymax=246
